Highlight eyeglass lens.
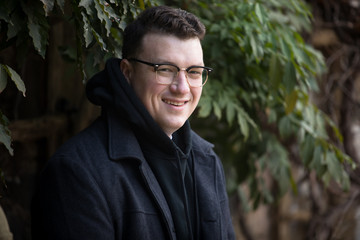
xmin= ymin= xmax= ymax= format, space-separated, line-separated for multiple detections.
xmin=156 ymin=65 xmax=208 ymax=87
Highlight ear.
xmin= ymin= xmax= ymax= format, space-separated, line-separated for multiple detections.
xmin=120 ymin=59 xmax=132 ymax=84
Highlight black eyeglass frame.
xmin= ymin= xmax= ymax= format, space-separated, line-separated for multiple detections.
xmin=128 ymin=58 xmax=213 ymax=87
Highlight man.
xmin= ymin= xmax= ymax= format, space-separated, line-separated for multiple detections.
xmin=31 ymin=6 xmax=235 ymax=240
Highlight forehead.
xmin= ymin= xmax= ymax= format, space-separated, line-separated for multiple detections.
xmin=139 ymin=33 xmax=204 ymax=64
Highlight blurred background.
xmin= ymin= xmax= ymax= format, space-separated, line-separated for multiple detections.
xmin=0 ymin=0 xmax=360 ymax=239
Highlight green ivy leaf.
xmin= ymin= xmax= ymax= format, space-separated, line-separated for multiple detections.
xmin=0 ymin=112 xmax=13 ymax=156
xmin=6 ymin=8 xmax=23 ymax=40
xmin=310 ymin=146 xmax=326 ymax=176
xmin=254 ymin=3 xmax=265 ymax=25
xmin=279 ymin=38 xmax=291 ymax=59
xmin=249 ymin=34 xmax=259 ymax=62
xmin=198 ymin=97 xmax=212 ymax=118
xmin=340 ymin=169 xmax=351 ymax=191
xmin=138 ymin=0 xmax=145 ymax=10
xmin=279 ymin=116 xmax=292 ymax=138
xmin=0 ymin=1 xmax=16 ymax=23
xmin=79 ymin=0 xmax=94 ymax=15
xmin=56 ymin=0 xmax=65 ymax=13
xmin=300 ymin=134 xmax=314 ymax=166
xmin=226 ymin=102 xmax=235 ymax=125
xmin=40 ymin=0 xmax=55 ymax=16
xmin=269 ymin=53 xmax=282 ymax=90
xmin=213 ymin=101 xmax=222 ymax=120
xmin=326 ymin=115 xmax=343 ymax=142
xmin=237 ymin=112 xmax=249 ymax=140
xmin=95 ymin=0 xmax=112 ymax=37
xmin=28 ymin=21 xmax=44 ymax=56
xmin=0 ymin=65 xmax=7 ymax=93
xmin=24 ymin=3 xmax=49 ymax=58
xmin=1 ymin=64 xmax=26 ymax=97
xmin=98 ymin=0 xmax=125 ymax=31
xmin=81 ymin=12 xmax=94 ymax=47
xmin=285 ymin=90 xmax=298 ymax=115
xmin=92 ymin=29 xmax=107 ymax=51
xmin=325 ymin=151 xmax=343 ymax=184
xmin=283 ymin=61 xmax=297 ymax=93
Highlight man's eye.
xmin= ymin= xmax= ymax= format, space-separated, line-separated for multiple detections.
xmin=188 ymin=68 xmax=203 ymax=76
xmin=157 ymin=66 xmax=175 ymax=73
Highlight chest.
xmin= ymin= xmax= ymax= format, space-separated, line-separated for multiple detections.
xmin=102 ymin=159 xmax=223 ymax=240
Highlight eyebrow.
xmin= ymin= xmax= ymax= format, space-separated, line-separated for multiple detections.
xmin=153 ymin=58 xmax=204 ymax=67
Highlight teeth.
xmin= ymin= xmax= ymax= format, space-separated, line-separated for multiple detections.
xmin=164 ymin=100 xmax=186 ymax=106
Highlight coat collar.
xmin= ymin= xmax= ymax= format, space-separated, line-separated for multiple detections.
xmin=104 ymin=104 xmax=215 ymax=165
xmin=105 ymin=109 xmax=145 ymax=162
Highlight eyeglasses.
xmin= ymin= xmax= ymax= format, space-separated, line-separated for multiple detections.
xmin=128 ymin=58 xmax=213 ymax=87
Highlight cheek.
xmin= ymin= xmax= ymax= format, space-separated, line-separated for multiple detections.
xmin=129 ymin=77 xmax=151 ymax=107
xmin=136 ymin=82 xmax=166 ymax=109
xmin=130 ymin=73 xmax=152 ymax=95
xmin=192 ymin=88 xmax=202 ymax=104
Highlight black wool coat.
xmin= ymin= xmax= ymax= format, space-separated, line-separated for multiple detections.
xmin=32 ymin=110 xmax=235 ymax=240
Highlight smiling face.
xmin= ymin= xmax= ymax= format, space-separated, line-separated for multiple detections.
xmin=120 ymin=33 xmax=204 ymax=137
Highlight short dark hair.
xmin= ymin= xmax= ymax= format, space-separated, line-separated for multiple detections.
xmin=122 ymin=6 xmax=206 ymax=59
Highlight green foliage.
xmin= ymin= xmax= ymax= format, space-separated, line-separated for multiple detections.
xmin=0 ymin=111 xmax=12 ymax=156
xmin=0 ymin=63 xmax=26 ymax=155
xmin=0 ymin=64 xmax=26 ymax=97
xmin=0 ymin=0 xmax=159 ymax=154
xmin=0 ymin=0 xmax=50 ymax=154
xmin=189 ymin=0 xmax=354 ymax=209
xmin=76 ymin=0 xmax=142 ymax=78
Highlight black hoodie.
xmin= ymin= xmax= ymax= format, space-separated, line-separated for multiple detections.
xmin=86 ymin=58 xmax=198 ymax=240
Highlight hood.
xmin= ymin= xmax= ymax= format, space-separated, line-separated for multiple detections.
xmin=86 ymin=58 xmax=191 ymax=156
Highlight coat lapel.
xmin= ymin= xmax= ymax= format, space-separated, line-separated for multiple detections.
xmin=105 ymin=109 xmax=176 ymax=240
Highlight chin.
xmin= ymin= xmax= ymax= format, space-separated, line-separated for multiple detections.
xmin=166 ymin=122 xmax=185 ymax=134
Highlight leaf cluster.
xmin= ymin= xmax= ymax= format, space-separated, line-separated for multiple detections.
xmin=0 ymin=0 xmax=159 ymax=154
xmin=189 ymin=0 xmax=354 ymax=209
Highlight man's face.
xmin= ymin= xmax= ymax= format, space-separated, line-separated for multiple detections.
xmin=125 ymin=33 xmax=204 ymax=137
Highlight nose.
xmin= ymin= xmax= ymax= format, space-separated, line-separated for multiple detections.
xmin=170 ymin=70 xmax=190 ymax=93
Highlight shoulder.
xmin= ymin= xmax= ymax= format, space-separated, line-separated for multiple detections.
xmin=191 ymin=130 xmax=214 ymax=154
xmin=40 ymin=116 xmax=123 ymax=192
xmin=190 ymin=130 xmax=225 ymax=172
xmin=43 ymin=116 xmax=111 ymax=178
xmin=55 ymin=117 xmax=106 ymax=158
xmin=190 ymin=130 xmax=221 ymax=167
